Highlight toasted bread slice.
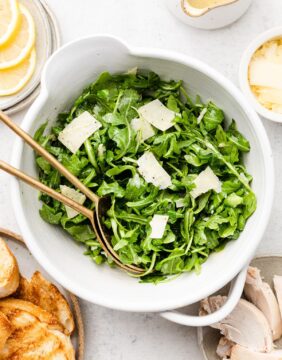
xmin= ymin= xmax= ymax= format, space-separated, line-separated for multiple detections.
xmin=0 ymin=311 xmax=12 ymax=352
xmin=17 ymin=272 xmax=75 ymax=335
xmin=0 ymin=238 xmax=19 ymax=298
xmin=0 ymin=298 xmax=63 ymax=332
xmin=50 ymin=330 xmax=76 ymax=359
xmin=0 ymin=308 xmax=75 ymax=359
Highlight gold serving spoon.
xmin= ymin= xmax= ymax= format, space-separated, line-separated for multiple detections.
xmin=0 ymin=111 xmax=143 ymax=274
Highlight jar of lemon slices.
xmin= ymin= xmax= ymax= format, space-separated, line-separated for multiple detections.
xmin=0 ymin=0 xmax=60 ymax=114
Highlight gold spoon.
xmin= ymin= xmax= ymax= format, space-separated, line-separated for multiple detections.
xmin=0 ymin=111 xmax=143 ymax=274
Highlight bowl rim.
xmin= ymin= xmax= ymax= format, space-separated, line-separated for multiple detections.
xmin=10 ymin=35 xmax=275 ymax=312
xmin=239 ymin=26 xmax=282 ymax=123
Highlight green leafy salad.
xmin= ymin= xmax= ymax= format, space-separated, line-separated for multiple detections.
xmin=34 ymin=70 xmax=256 ymax=283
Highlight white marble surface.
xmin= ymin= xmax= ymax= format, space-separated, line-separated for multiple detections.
xmin=1 ymin=0 xmax=282 ymax=358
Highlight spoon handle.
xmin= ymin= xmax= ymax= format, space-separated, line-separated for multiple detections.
xmin=0 ymin=160 xmax=93 ymax=220
xmin=0 ymin=111 xmax=99 ymax=204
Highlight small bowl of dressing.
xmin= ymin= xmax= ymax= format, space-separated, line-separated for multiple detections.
xmin=239 ymin=27 xmax=282 ymax=123
xmin=166 ymin=0 xmax=252 ymax=30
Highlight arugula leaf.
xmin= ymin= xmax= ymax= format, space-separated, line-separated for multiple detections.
xmin=39 ymin=204 xmax=62 ymax=225
xmin=60 ymin=154 xmax=88 ymax=177
xmin=202 ymin=102 xmax=224 ymax=132
xmin=227 ymin=120 xmax=250 ymax=152
xmin=124 ymin=174 xmax=146 ymax=200
xmin=97 ymin=181 xmax=125 ymax=198
xmin=224 ymin=193 xmax=243 ymax=208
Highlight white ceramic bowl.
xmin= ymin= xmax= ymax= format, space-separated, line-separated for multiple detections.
xmin=239 ymin=27 xmax=282 ymax=123
xmin=11 ymin=36 xmax=274 ymax=325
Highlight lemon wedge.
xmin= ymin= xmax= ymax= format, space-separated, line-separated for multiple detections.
xmin=0 ymin=4 xmax=35 ymax=70
xmin=0 ymin=49 xmax=36 ymax=96
xmin=0 ymin=0 xmax=20 ymax=47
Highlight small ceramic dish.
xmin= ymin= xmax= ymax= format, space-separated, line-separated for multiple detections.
xmin=165 ymin=0 xmax=252 ymax=30
xmin=239 ymin=27 xmax=282 ymax=123
xmin=198 ymin=255 xmax=282 ymax=360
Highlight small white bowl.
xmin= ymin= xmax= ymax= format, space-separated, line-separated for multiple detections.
xmin=239 ymin=27 xmax=282 ymax=123
xmin=166 ymin=0 xmax=252 ymax=30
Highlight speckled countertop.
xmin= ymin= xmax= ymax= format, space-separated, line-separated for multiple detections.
xmin=1 ymin=1 xmax=282 ymax=358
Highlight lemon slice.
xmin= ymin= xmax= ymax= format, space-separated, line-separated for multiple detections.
xmin=0 ymin=4 xmax=35 ymax=70
xmin=0 ymin=49 xmax=36 ymax=96
xmin=0 ymin=0 xmax=20 ymax=47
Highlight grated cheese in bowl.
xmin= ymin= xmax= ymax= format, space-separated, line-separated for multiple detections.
xmin=249 ymin=39 xmax=282 ymax=114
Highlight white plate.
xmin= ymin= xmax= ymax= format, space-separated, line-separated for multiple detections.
xmin=239 ymin=27 xmax=282 ymax=123
xmin=0 ymin=230 xmax=84 ymax=359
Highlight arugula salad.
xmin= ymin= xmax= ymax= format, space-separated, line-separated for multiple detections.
xmin=34 ymin=70 xmax=256 ymax=283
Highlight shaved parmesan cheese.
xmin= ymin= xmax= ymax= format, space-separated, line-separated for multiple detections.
xmin=58 ymin=111 xmax=102 ymax=154
xmin=60 ymin=185 xmax=86 ymax=219
xmin=249 ymin=58 xmax=282 ymax=90
xmin=150 ymin=214 xmax=169 ymax=239
xmin=190 ymin=166 xmax=221 ymax=198
xmin=175 ymin=198 xmax=186 ymax=208
xmin=197 ymin=108 xmax=207 ymax=124
xmin=131 ymin=117 xmax=155 ymax=141
xmin=126 ymin=66 xmax=138 ymax=75
xmin=137 ymin=152 xmax=172 ymax=189
xmin=249 ymin=39 xmax=282 ymax=114
xmin=138 ymin=99 xmax=175 ymax=131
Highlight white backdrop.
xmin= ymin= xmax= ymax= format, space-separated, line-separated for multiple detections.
xmin=1 ymin=1 xmax=282 ymax=358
